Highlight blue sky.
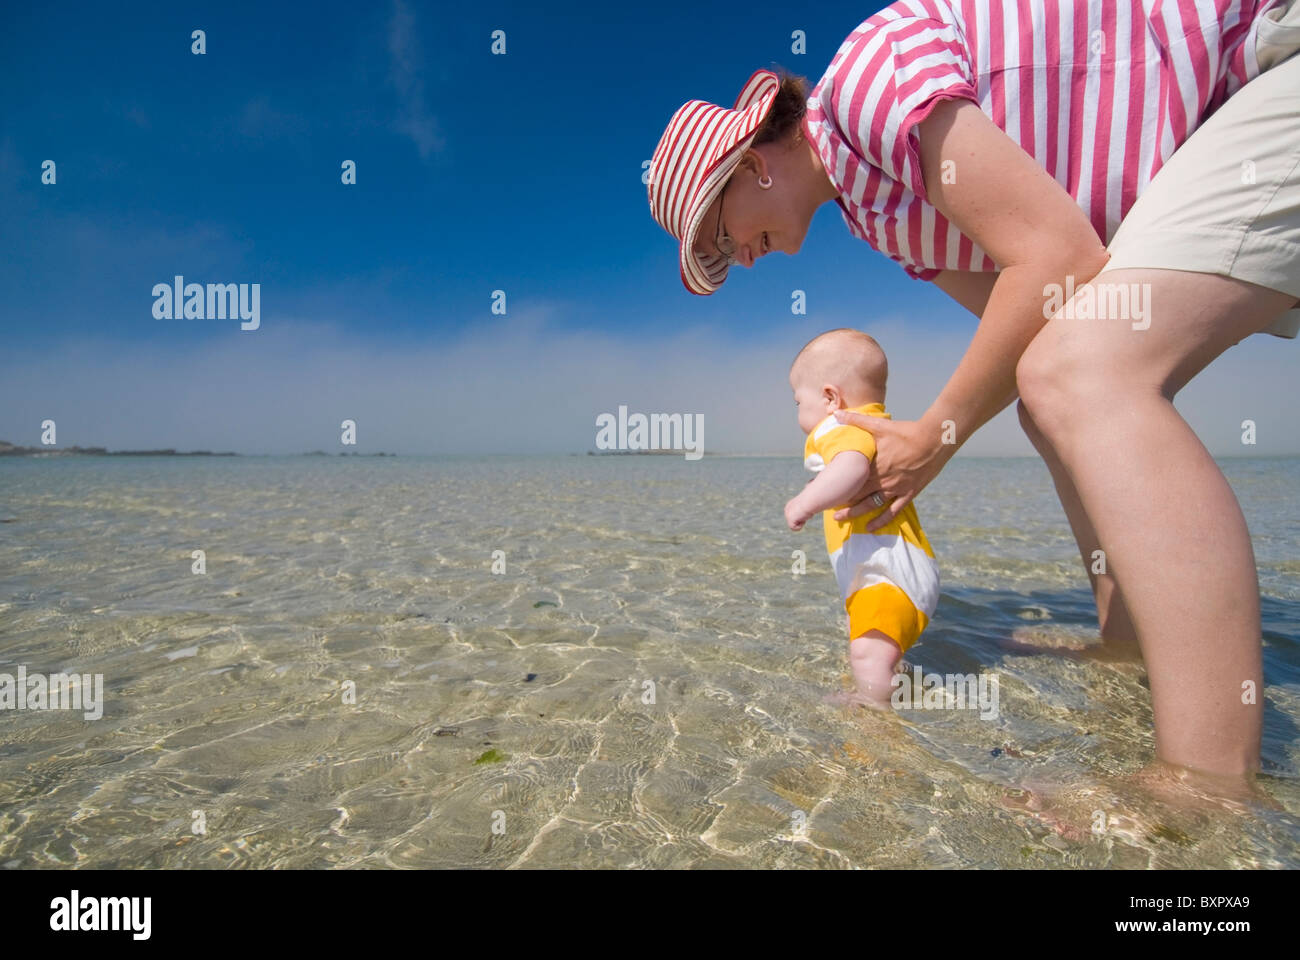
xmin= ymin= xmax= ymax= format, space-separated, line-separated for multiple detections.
xmin=1 ymin=0 xmax=1296 ymax=455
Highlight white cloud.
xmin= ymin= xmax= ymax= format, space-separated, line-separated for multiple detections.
xmin=2 ymin=308 xmax=1294 ymax=456
xmin=388 ymin=0 xmax=443 ymax=161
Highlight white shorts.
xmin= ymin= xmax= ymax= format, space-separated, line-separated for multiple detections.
xmin=1099 ymin=0 xmax=1300 ymax=338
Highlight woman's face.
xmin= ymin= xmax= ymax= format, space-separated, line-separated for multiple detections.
xmin=694 ymin=144 xmax=817 ymax=269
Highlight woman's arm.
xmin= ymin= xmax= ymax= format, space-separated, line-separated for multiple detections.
xmin=917 ymin=98 xmax=1111 ymax=449
xmin=931 ymin=271 xmax=1021 ymax=415
xmin=931 ymin=271 xmax=1018 ymax=413
xmin=837 ymin=97 xmax=1111 ymax=526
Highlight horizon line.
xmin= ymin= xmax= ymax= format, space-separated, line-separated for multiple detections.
xmin=3 ymin=446 xmax=1298 ymax=460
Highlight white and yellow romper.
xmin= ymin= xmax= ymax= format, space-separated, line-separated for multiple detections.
xmin=803 ymin=402 xmax=940 ymax=652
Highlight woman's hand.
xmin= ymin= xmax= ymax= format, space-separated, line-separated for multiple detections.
xmin=830 ymin=411 xmax=950 ymax=531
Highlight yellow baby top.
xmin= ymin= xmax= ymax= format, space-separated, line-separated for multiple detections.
xmin=803 ymin=402 xmax=940 ymax=652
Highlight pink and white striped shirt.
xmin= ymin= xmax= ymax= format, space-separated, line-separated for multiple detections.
xmin=802 ymin=0 xmax=1286 ymax=280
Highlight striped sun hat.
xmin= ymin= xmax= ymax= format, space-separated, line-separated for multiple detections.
xmin=648 ymin=69 xmax=781 ymax=296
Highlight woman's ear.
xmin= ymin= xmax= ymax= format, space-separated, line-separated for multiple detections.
xmin=737 ymin=147 xmax=768 ymax=185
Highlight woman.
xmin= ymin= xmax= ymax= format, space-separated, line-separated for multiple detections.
xmin=647 ymin=0 xmax=1300 ymax=795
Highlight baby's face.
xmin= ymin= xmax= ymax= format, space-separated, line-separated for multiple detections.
xmin=790 ymin=374 xmax=835 ymax=434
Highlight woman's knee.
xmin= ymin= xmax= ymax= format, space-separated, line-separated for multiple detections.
xmin=1015 ymin=331 xmax=1079 ymax=430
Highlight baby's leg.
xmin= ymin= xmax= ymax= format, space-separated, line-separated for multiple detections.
xmin=848 ymin=630 xmax=903 ymax=707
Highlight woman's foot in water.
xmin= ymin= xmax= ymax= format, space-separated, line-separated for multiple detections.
xmin=1000 ymin=761 xmax=1279 ymax=845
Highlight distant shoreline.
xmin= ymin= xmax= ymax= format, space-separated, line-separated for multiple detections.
xmin=0 ymin=442 xmax=393 ymax=458
xmin=1 ymin=442 xmax=1293 ymax=460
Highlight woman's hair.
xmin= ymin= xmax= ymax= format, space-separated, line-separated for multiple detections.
xmin=753 ymin=69 xmax=810 ymax=146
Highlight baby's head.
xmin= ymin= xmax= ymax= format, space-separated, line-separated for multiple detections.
xmin=789 ymin=328 xmax=888 ymax=434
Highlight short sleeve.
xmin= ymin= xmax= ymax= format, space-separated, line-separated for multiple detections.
xmin=823 ymin=15 xmax=978 ymax=206
xmin=806 ymin=421 xmax=876 ymax=472
xmin=903 ymin=262 xmax=942 ymax=282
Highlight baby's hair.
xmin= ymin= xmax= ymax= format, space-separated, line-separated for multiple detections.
xmin=791 ymin=328 xmax=888 ymax=402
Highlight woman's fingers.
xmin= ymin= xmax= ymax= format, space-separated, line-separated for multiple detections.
xmin=866 ymin=493 xmax=913 ymax=532
xmin=833 ymin=490 xmax=890 ymax=522
xmin=833 ymin=410 xmax=896 ymax=434
xmin=826 ymin=411 xmax=919 ymax=525
xmin=832 ymin=490 xmax=913 ymax=526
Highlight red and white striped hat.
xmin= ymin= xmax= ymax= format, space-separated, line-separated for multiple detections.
xmin=648 ymin=69 xmax=781 ymax=296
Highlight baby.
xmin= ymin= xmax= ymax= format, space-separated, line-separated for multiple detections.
xmin=784 ymin=328 xmax=940 ymax=705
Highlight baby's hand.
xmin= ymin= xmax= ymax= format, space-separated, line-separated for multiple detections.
xmin=784 ymin=496 xmax=811 ymax=532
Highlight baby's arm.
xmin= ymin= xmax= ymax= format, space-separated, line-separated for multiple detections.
xmin=785 ymin=451 xmax=872 ymax=531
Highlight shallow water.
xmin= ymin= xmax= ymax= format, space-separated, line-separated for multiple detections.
xmin=0 ymin=454 xmax=1297 ymax=868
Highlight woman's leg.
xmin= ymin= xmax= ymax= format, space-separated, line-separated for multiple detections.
xmin=1016 ymin=267 xmax=1297 ymax=780
xmin=1016 ymin=400 xmax=1141 ymax=659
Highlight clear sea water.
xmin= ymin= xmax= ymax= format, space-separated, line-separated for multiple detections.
xmin=0 ymin=454 xmax=1297 ymax=868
